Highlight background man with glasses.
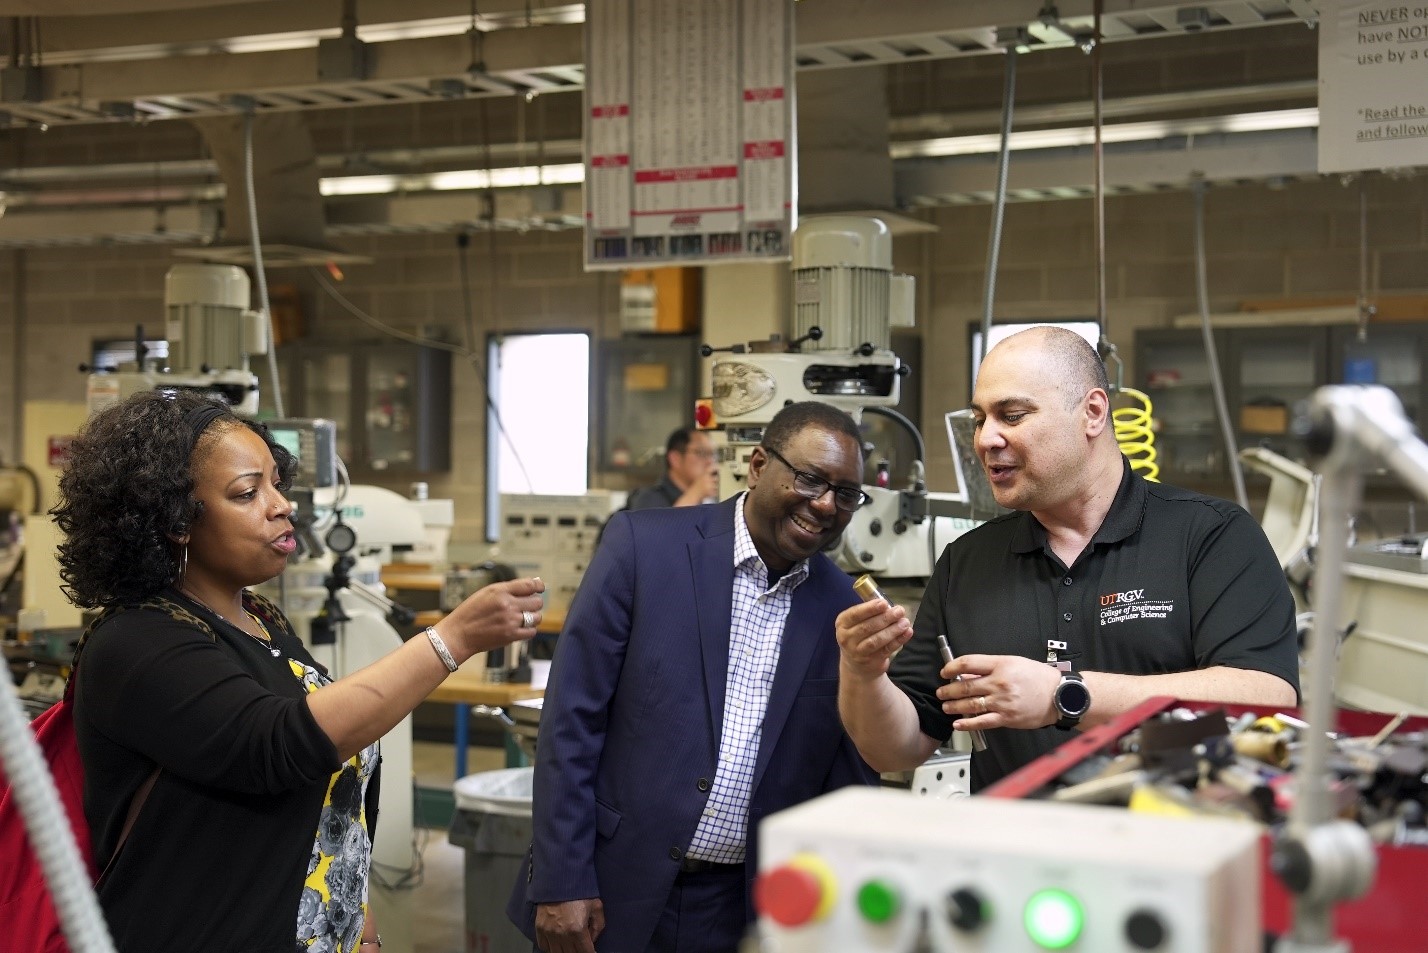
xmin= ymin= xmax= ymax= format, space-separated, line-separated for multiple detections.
xmin=627 ymin=427 xmax=721 ymax=510
xmin=509 ymin=401 xmax=877 ymax=953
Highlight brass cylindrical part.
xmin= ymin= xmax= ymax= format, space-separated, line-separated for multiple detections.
xmin=1232 ymin=730 xmax=1290 ymax=768
xmin=852 ymin=574 xmax=885 ymax=604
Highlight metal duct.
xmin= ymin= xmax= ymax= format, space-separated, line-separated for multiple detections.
xmin=796 ymin=67 xmax=893 ymax=214
xmin=190 ymin=111 xmax=327 ymax=252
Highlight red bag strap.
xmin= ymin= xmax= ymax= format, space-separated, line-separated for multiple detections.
xmin=95 ymin=767 xmax=159 ymax=887
xmin=65 ymin=594 xmax=217 ymax=884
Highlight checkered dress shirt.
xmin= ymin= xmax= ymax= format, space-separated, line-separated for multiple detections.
xmin=686 ymin=493 xmax=810 ymax=863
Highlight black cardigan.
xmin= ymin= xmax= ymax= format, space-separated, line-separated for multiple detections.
xmin=74 ymin=590 xmax=380 ymax=953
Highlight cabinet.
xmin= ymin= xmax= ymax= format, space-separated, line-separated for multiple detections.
xmin=1136 ymin=329 xmax=1231 ymax=484
xmin=269 ymin=342 xmax=451 ymax=474
xmin=1329 ymin=325 xmax=1426 ymax=423
xmin=598 ymin=335 xmax=700 ymax=476
xmin=1226 ymin=327 xmax=1328 ymax=462
xmin=1136 ymin=324 xmax=1428 ymax=485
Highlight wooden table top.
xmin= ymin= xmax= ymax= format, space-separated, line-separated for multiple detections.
xmin=412 ymin=608 xmax=565 ymax=635
xmin=426 ymin=671 xmax=544 ymax=706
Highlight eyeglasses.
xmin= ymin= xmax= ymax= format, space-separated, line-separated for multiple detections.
xmin=761 ymin=446 xmax=869 ymax=512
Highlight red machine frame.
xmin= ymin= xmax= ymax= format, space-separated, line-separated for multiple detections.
xmin=984 ymin=697 xmax=1428 ymax=953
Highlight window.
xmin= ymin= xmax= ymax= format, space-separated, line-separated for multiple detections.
xmin=485 ymin=332 xmax=591 ymax=540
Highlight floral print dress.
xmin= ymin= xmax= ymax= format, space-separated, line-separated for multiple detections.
xmin=289 ymin=657 xmax=380 ymax=953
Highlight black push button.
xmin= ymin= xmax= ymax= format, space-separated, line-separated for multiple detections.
xmin=1125 ymin=909 xmax=1167 ymax=949
xmin=945 ymin=888 xmax=988 ymax=932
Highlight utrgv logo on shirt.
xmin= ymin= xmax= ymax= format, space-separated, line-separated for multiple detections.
xmin=1100 ymin=589 xmax=1146 ymax=606
xmin=1099 ymin=587 xmax=1174 ymax=624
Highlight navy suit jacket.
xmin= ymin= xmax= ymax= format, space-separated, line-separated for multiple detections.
xmin=507 ymin=497 xmax=876 ymax=952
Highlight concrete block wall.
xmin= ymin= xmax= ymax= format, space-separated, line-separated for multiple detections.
xmin=0 ymin=229 xmax=619 ymax=548
xmin=908 ymin=173 xmax=1428 ymax=493
xmin=4 ymin=169 xmax=1428 ymax=540
xmin=1 ymin=251 xmax=17 ymax=463
xmin=291 ymin=229 xmax=620 ymax=545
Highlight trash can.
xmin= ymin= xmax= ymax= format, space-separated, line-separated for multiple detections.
xmin=449 ymin=767 xmax=534 ymax=953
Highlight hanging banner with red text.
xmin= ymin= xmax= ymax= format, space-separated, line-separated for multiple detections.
xmin=584 ymin=0 xmax=794 ymax=270
xmin=1318 ymin=0 xmax=1428 ymax=172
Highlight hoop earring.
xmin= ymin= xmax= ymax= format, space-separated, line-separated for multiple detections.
xmin=178 ymin=544 xmax=188 ymax=586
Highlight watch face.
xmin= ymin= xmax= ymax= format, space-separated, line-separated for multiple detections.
xmin=1057 ymin=679 xmax=1092 ymax=717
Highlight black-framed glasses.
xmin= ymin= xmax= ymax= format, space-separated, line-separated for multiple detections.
xmin=761 ymin=446 xmax=869 ymax=512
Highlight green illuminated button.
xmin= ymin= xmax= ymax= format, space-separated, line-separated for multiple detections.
xmin=855 ymin=879 xmax=901 ymax=924
xmin=1024 ymin=888 xmax=1084 ymax=949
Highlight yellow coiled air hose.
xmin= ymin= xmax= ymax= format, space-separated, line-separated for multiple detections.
xmin=1114 ymin=387 xmax=1159 ymax=483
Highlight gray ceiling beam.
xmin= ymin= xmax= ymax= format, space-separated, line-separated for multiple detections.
xmin=895 ymin=127 xmax=1321 ymax=205
xmin=29 ymin=0 xmax=577 ymax=56
xmin=1 ymin=0 xmax=1320 ymax=129
xmin=889 ymin=80 xmax=1318 ymax=138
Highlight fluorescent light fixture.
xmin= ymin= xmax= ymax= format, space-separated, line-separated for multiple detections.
xmin=892 ymin=108 xmax=1320 ymax=159
xmin=41 ymin=5 xmax=588 ymax=66
xmin=319 ymin=162 xmax=585 ymax=196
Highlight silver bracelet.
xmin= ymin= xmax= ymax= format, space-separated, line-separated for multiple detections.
xmin=425 ymin=626 xmax=459 ymax=673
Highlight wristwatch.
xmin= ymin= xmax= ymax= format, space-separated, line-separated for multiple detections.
xmin=1052 ymin=671 xmax=1091 ymax=731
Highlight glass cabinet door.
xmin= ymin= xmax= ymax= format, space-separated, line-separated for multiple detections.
xmin=276 ymin=342 xmax=450 ymax=474
xmin=299 ymin=351 xmax=353 ymax=461
xmin=1136 ymin=330 xmax=1228 ymax=483
xmin=362 ymin=344 xmax=450 ymax=473
xmin=598 ymin=335 xmax=698 ymax=476
xmin=1230 ymin=328 xmax=1326 ymax=460
xmin=1331 ymin=326 xmax=1423 ymax=423
xmin=365 ymin=350 xmax=419 ymax=471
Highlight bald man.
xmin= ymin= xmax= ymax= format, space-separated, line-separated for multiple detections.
xmin=835 ymin=326 xmax=1300 ymax=790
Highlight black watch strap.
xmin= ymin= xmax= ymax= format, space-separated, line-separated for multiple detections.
xmin=1053 ymin=671 xmax=1090 ymax=731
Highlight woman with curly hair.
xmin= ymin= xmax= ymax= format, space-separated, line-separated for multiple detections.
xmin=53 ymin=389 xmax=545 ymax=953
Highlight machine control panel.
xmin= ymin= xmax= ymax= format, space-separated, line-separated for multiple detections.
xmin=755 ymin=788 xmax=1260 ymax=952
xmin=267 ymin=417 xmax=338 ymax=488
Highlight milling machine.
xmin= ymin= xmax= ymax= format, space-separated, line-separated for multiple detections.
xmin=702 ymin=215 xmax=1003 ymax=582
xmin=85 ymin=263 xmax=267 ymax=416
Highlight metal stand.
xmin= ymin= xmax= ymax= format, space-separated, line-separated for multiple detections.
xmin=1273 ymin=385 xmax=1428 ymax=951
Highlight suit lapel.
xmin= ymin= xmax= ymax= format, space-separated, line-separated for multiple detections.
xmin=751 ymin=560 xmax=827 ymax=792
xmin=690 ymin=500 xmax=737 ymax=754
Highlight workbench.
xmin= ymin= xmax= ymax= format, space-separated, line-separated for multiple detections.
xmin=382 ymin=566 xmax=563 ymax=776
xmin=428 ymin=670 xmax=543 ymax=776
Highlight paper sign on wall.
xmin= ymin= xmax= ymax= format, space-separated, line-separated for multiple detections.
xmin=584 ymin=0 xmax=795 ymax=271
xmin=1318 ymin=0 xmax=1428 ymax=172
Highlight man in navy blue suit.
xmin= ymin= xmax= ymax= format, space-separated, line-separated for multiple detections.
xmin=507 ymin=401 xmax=877 ymax=953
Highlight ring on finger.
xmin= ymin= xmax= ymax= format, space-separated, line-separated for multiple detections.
xmin=977 ymin=695 xmax=988 ymax=714
xmin=521 ymin=610 xmax=536 ymax=628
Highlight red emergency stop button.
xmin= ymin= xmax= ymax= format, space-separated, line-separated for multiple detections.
xmin=695 ymin=399 xmax=716 ymax=428
xmin=754 ymin=854 xmax=837 ymax=927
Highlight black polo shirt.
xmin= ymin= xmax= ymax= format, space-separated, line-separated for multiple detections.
xmin=627 ymin=474 xmax=682 ymax=510
xmin=889 ymin=461 xmax=1300 ymax=790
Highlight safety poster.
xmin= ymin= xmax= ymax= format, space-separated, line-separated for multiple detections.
xmin=1319 ymin=0 xmax=1428 ymax=172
